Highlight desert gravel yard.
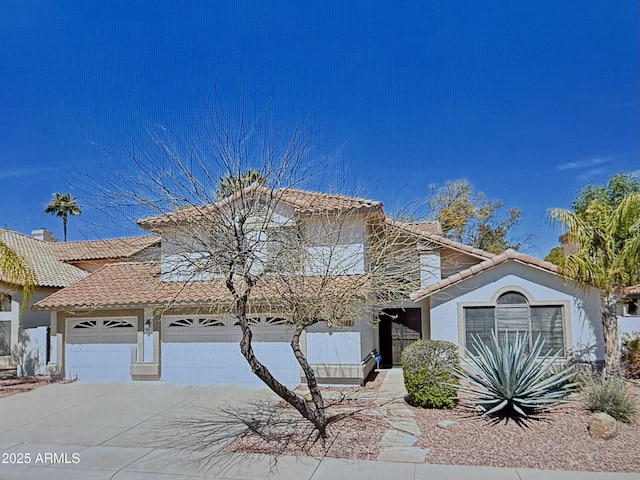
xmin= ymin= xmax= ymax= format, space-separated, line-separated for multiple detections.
xmin=228 ymin=373 xmax=640 ymax=473
xmin=412 ymin=386 xmax=640 ymax=473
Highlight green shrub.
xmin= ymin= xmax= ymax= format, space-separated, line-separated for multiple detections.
xmin=583 ymin=375 xmax=637 ymax=423
xmin=454 ymin=332 xmax=577 ymax=419
xmin=401 ymin=339 xmax=459 ymax=409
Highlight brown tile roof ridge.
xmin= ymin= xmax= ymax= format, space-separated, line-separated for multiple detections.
xmin=0 ymin=229 xmax=88 ymax=288
xmin=51 ymin=235 xmax=160 ymax=261
xmin=409 ymin=248 xmax=560 ymax=301
xmin=273 ymin=187 xmax=382 ymax=211
xmin=138 ymin=185 xmax=383 ymax=228
xmin=385 ymin=219 xmax=495 ymax=260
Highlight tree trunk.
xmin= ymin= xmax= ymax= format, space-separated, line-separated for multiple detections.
xmin=233 ymin=293 xmax=328 ymax=437
xmin=602 ymin=293 xmax=620 ymax=378
xmin=290 ymin=324 xmax=327 ymax=435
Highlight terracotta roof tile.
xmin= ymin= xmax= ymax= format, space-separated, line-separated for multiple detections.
xmin=274 ymin=187 xmax=382 ymax=212
xmin=138 ymin=185 xmax=383 ymax=229
xmin=0 ymin=230 xmax=88 ymax=288
xmin=623 ymin=284 xmax=640 ymax=296
xmin=410 ymin=249 xmax=559 ymax=301
xmin=51 ymin=236 xmax=160 ymax=261
xmin=385 ymin=219 xmax=495 ymax=260
xmin=33 ymin=262 xmax=368 ymax=310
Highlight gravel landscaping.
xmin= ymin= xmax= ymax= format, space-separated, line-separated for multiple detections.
xmin=0 ymin=373 xmax=52 ymax=398
xmin=229 ymin=372 xmax=640 ymax=473
xmin=413 ymin=384 xmax=640 ymax=473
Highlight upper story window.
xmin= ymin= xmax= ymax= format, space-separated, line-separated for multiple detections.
xmin=464 ymin=291 xmax=565 ymax=357
xmin=0 ymin=293 xmax=11 ymax=312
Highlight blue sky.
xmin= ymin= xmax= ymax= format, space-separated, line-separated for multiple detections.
xmin=1 ymin=1 xmax=638 ymax=256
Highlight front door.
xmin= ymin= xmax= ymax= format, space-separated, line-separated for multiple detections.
xmin=379 ymin=308 xmax=422 ymax=367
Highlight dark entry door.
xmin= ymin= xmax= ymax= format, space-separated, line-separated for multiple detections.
xmin=379 ymin=308 xmax=422 ymax=367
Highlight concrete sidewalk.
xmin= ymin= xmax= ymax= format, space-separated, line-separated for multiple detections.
xmin=0 ymin=446 xmax=636 ymax=480
xmin=0 ymin=374 xmax=638 ymax=480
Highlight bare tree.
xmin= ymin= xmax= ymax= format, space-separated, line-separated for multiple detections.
xmin=95 ymin=104 xmax=421 ymax=438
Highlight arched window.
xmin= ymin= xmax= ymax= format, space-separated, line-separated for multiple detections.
xmin=464 ymin=290 xmax=565 ymax=356
xmin=496 ymin=292 xmax=530 ymax=344
xmin=0 ymin=293 xmax=11 ymax=312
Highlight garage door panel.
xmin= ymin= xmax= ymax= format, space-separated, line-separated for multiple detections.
xmin=66 ymin=344 xmax=133 ymax=382
xmin=162 ymin=341 xmax=299 ymax=387
xmin=65 ymin=317 xmax=136 ymax=382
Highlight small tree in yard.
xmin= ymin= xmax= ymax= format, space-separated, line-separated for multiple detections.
xmin=99 ymin=107 xmax=420 ymax=438
xmin=549 ymin=190 xmax=640 ymax=376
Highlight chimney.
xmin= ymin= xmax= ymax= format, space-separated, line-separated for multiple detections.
xmin=559 ymin=232 xmax=577 ymax=255
xmin=32 ymin=228 xmax=54 ymax=242
xmin=419 ymin=247 xmax=442 ymax=288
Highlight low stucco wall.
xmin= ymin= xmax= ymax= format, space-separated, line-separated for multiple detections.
xmin=306 ymin=320 xmax=375 ymax=384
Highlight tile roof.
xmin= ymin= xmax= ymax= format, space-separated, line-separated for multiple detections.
xmin=138 ymin=185 xmax=383 ymax=229
xmin=51 ymin=235 xmax=160 ymax=261
xmin=274 ymin=187 xmax=382 ymax=212
xmin=33 ymin=261 xmax=368 ymax=310
xmin=385 ymin=219 xmax=495 ymax=260
xmin=623 ymin=284 xmax=640 ymax=296
xmin=0 ymin=230 xmax=88 ymax=288
xmin=410 ymin=249 xmax=559 ymax=301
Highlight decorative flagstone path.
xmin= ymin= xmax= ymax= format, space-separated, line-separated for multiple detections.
xmin=375 ymin=368 xmax=431 ymax=463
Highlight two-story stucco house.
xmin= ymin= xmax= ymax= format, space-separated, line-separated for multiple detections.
xmin=33 ymin=186 xmax=605 ymax=385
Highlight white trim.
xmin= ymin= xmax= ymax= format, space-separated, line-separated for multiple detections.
xmin=66 ymin=317 xmax=137 ymax=344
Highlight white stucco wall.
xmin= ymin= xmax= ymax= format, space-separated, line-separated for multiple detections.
xmin=306 ymin=320 xmax=374 ymax=383
xmin=307 ymin=322 xmax=362 ymax=364
xmin=428 ymin=261 xmax=604 ymax=362
xmin=619 ymin=316 xmax=640 ymax=336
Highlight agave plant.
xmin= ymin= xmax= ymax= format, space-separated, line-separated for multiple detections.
xmin=454 ymin=331 xmax=577 ymax=418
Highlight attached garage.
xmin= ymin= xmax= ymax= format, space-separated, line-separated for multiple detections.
xmin=161 ymin=315 xmax=300 ymax=387
xmin=65 ymin=317 xmax=137 ymax=382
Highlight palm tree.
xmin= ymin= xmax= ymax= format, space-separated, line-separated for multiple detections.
xmin=45 ymin=193 xmax=82 ymax=242
xmin=215 ymin=170 xmax=266 ymax=200
xmin=0 ymin=240 xmax=36 ymax=309
xmin=549 ymin=192 xmax=640 ymax=375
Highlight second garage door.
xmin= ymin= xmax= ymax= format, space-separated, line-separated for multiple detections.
xmin=161 ymin=315 xmax=300 ymax=387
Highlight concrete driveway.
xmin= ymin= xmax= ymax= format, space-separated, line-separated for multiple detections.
xmin=0 ymin=381 xmax=315 ymax=480
xmin=0 ymin=381 xmax=636 ymax=480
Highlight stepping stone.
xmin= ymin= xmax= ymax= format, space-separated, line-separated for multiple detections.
xmin=437 ymin=419 xmax=456 ymax=429
xmin=386 ymin=406 xmax=415 ymax=418
xmin=381 ymin=429 xmax=417 ymax=447
xmin=385 ymin=417 xmax=421 ymax=437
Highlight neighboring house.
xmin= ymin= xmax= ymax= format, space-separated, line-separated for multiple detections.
xmin=620 ymin=285 xmax=640 ymax=336
xmin=33 ymin=187 xmax=605 ymax=386
xmin=0 ymin=229 xmax=88 ymax=372
xmin=51 ymin=235 xmax=160 ymax=272
xmin=0 ymin=229 xmax=159 ymax=373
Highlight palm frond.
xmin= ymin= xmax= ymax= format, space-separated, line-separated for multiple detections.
xmin=0 ymin=240 xmax=36 ymax=309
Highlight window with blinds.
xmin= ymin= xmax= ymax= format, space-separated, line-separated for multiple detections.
xmin=463 ymin=291 xmax=565 ymax=356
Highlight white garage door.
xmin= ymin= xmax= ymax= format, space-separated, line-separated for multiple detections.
xmin=162 ymin=315 xmax=300 ymax=387
xmin=66 ymin=317 xmax=137 ymax=382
